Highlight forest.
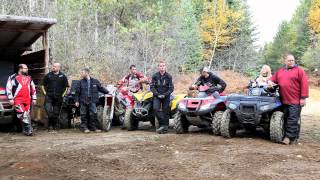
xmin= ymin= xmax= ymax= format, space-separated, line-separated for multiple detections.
xmin=1 ymin=0 xmax=319 ymax=80
xmin=0 ymin=0 xmax=258 ymax=80
xmin=262 ymin=0 xmax=320 ymax=73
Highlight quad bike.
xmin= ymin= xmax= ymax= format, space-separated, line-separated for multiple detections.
xmin=59 ymin=80 xmax=130 ymax=131
xmin=124 ymin=88 xmax=186 ymax=131
xmin=97 ymin=84 xmax=134 ymax=131
xmin=0 ymin=86 xmax=14 ymax=124
xmin=58 ymin=80 xmax=80 ymax=129
xmin=220 ymin=81 xmax=285 ymax=143
xmin=174 ymin=85 xmax=227 ymax=134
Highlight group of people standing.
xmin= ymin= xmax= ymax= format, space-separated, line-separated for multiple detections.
xmin=5 ymin=61 xmax=175 ymax=135
xmin=5 ymin=53 xmax=308 ymax=145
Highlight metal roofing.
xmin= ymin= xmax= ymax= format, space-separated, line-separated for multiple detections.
xmin=0 ymin=15 xmax=57 ymax=60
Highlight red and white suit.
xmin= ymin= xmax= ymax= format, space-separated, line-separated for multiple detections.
xmin=6 ymin=74 xmax=37 ymax=132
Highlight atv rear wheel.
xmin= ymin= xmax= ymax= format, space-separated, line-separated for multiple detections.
xmin=124 ymin=108 xmax=137 ymax=131
xmin=173 ymin=111 xmax=189 ymax=134
xmin=212 ymin=111 xmax=223 ymax=135
xmin=270 ymin=111 xmax=285 ymax=143
xmin=220 ymin=109 xmax=236 ymax=138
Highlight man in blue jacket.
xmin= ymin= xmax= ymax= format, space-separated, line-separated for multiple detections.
xmin=75 ymin=68 xmax=108 ymax=133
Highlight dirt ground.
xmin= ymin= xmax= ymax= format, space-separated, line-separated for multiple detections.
xmin=0 ymin=89 xmax=320 ymax=180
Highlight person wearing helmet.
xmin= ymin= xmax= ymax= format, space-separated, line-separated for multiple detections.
xmin=190 ymin=67 xmax=227 ymax=94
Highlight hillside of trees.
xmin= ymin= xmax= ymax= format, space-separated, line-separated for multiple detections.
xmin=261 ymin=0 xmax=320 ymax=73
xmin=1 ymin=0 xmax=258 ymax=80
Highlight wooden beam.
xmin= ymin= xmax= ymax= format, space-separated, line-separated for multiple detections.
xmin=0 ymin=26 xmax=47 ymax=33
xmin=24 ymin=33 xmax=42 ymax=47
xmin=24 ymin=24 xmax=51 ymax=47
xmin=0 ymin=46 xmax=32 ymax=51
xmin=42 ymin=32 xmax=49 ymax=74
xmin=0 ymin=15 xmax=57 ymax=25
xmin=6 ymin=23 xmax=33 ymax=47
xmin=0 ymin=21 xmax=7 ymax=28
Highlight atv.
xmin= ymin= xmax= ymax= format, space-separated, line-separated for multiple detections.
xmin=124 ymin=88 xmax=186 ymax=131
xmin=0 ymin=86 xmax=14 ymax=124
xmin=58 ymin=80 xmax=80 ymax=129
xmin=174 ymin=85 xmax=226 ymax=134
xmin=220 ymin=81 xmax=285 ymax=143
xmin=97 ymin=84 xmax=134 ymax=131
xmin=59 ymin=81 xmax=123 ymax=131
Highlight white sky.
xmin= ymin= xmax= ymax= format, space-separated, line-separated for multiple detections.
xmin=247 ymin=0 xmax=300 ymax=46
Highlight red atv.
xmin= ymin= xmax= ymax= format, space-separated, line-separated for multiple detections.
xmin=97 ymin=84 xmax=135 ymax=131
xmin=0 ymin=86 xmax=14 ymax=124
xmin=174 ymin=85 xmax=227 ymax=134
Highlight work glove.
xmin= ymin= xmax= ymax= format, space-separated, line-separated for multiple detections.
xmin=158 ymin=94 xmax=165 ymax=99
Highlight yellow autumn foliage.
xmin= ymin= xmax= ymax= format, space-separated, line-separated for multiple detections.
xmin=200 ymin=0 xmax=243 ymax=61
xmin=308 ymin=0 xmax=320 ymax=33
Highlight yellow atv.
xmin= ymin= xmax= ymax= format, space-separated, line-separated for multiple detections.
xmin=124 ymin=90 xmax=186 ymax=131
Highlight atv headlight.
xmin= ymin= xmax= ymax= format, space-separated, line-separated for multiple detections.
xmin=228 ymin=103 xmax=238 ymax=110
xmin=178 ymin=102 xmax=186 ymax=110
xmin=260 ymin=105 xmax=271 ymax=111
xmin=0 ymin=90 xmax=5 ymax=95
xmin=200 ymin=103 xmax=211 ymax=111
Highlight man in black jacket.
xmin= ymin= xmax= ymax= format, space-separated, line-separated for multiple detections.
xmin=150 ymin=61 xmax=174 ymax=134
xmin=75 ymin=68 xmax=108 ymax=133
xmin=41 ymin=63 xmax=69 ymax=132
xmin=191 ymin=67 xmax=227 ymax=94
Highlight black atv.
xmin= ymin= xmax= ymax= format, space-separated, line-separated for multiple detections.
xmin=59 ymin=80 xmax=117 ymax=131
xmin=221 ymin=81 xmax=285 ymax=143
xmin=58 ymin=80 xmax=80 ymax=129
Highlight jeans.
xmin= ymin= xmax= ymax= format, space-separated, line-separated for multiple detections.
xmin=153 ymin=96 xmax=170 ymax=127
xmin=80 ymin=103 xmax=99 ymax=131
xmin=44 ymin=96 xmax=63 ymax=128
xmin=284 ymin=104 xmax=302 ymax=140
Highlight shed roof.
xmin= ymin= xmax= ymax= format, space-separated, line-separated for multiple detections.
xmin=0 ymin=15 xmax=57 ymax=60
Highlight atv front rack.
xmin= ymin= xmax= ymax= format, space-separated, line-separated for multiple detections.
xmin=0 ymin=100 xmax=14 ymax=117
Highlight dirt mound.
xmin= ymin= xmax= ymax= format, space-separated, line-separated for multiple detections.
xmin=174 ymin=70 xmax=250 ymax=95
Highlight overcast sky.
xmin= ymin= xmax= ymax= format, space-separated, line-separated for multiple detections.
xmin=247 ymin=0 xmax=300 ymax=46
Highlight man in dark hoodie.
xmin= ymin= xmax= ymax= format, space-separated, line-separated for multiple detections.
xmin=190 ymin=67 xmax=227 ymax=94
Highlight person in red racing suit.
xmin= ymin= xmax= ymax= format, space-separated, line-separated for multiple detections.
xmin=6 ymin=64 xmax=37 ymax=136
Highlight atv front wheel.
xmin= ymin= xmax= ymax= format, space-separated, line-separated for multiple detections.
xmin=102 ymin=106 xmax=112 ymax=131
xmin=124 ymin=108 xmax=138 ymax=131
xmin=212 ymin=111 xmax=223 ymax=135
xmin=154 ymin=116 xmax=160 ymax=130
xmin=59 ymin=108 xmax=71 ymax=129
xmin=97 ymin=105 xmax=112 ymax=131
xmin=173 ymin=111 xmax=189 ymax=134
xmin=220 ymin=109 xmax=236 ymax=138
xmin=270 ymin=111 xmax=285 ymax=143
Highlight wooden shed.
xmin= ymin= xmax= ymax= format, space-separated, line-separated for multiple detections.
xmin=0 ymin=15 xmax=57 ymax=125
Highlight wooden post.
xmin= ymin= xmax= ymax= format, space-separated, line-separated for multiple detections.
xmin=42 ymin=31 xmax=49 ymax=74
xmin=42 ymin=32 xmax=49 ymax=128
